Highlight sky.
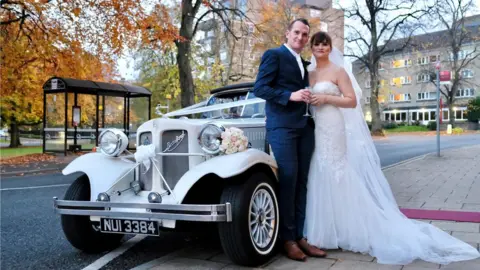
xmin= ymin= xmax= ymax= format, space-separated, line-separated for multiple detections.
xmin=117 ymin=0 xmax=480 ymax=81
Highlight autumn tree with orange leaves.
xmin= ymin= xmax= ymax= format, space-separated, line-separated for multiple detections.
xmin=1 ymin=0 xmax=178 ymax=147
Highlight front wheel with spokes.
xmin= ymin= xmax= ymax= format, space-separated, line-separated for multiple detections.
xmin=249 ymin=187 xmax=276 ymax=251
xmin=218 ymin=171 xmax=279 ymax=267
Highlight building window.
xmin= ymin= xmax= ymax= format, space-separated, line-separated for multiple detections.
xmin=389 ymin=93 xmax=411 ymax=102
xmin=417 ymin=92 xmax=437 ymax=100
xmin=391 ymin=59 xmax=412 ymax=68
xmin=391 ymin=76 xmax=412 ymax=86
xmin=366 ymin=97 xmax=371 ymax=103
xmin=384 ymin=111 xmax=408 ymax=122
xmin=430 ymin=55 xmax=440 ymax=62
xmin=401 ymin=76 xmax=412 ymax=84
xmin=461 ymin=69 xmax=474 ymax=78
xmin=417 ymin=73 xmax=431 ymax=83
xmin=417 ymin=56 xmax=429 ymax=65
xmin=454 ymin=108 xmax=468 ymax=120
xmin=456 ymin=88 xmax=475 ymax=97
xmin=443 ymin=110 xmax=449 ymax=121
xmin=450 ymin=49 xmax=474 ymax=60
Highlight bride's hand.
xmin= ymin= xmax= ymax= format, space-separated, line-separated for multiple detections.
xmin=310 ymin=94 xmax=329 ymax=106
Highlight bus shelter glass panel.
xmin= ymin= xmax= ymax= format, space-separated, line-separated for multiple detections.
xmin=44 ymin=93 xmax=66 ymax=151
xmin=99 ymin=96 xmax=125 ymax=131
xmin=66 ymin=93 xmax=97 ymax=151
xmin=128 ymin=97 xmax=150 ymax=148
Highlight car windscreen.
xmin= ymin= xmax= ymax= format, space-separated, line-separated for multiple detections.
xmin=165 ymin=92 xmax=265 ymax=119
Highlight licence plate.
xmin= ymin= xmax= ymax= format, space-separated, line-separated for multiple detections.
xmin=100 ymin=218 xmax=159 ymax=236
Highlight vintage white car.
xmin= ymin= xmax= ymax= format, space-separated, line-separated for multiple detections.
xmin=53 ymin=82 xmax=280 ymax=266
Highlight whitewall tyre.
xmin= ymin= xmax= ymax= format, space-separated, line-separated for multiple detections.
xmin=218 ymin=171 xmax=279 ymax=266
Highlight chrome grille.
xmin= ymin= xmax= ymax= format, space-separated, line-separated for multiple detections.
xmin=161 ymin=130 xmax=189 ymax=189
xmin=138 ymin=132 xmax=153 ymax=190
xmin=241 ymin=127 xmax=266 ymax=151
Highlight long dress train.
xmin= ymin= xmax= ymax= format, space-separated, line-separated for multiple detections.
xmin=303 ymin=81 xmax=480 ymax=265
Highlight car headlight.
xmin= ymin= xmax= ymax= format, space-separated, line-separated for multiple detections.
xmin=98 ymin=129 xmax=129 ymax=157
xmin=198 ymin=123 xmax=224 ymax=155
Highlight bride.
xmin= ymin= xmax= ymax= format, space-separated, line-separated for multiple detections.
xmin=303 ymin=31 xmax=480 ymax=265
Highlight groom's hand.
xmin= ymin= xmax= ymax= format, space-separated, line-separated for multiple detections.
xmin=290 ymin=89 xmax=311 ymax=103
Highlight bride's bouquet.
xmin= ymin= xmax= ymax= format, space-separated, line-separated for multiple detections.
xmin=219 ymin=127 xmax=249 ymax=155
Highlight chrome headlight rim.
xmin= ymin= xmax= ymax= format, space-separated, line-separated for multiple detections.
xmin=98 ymin=128 xmax=128 ymax=157
xmin=198 ymin=122 xmax=225 ymax=155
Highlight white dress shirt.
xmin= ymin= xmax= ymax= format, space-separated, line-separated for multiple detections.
xmin=283 ymin=43 xmax=304 ymax=79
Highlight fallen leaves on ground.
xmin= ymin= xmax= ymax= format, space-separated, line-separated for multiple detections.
xmin=0 ymin=154 xmax=56 ymax=165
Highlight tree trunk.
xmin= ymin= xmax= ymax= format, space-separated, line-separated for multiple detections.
xmin=370 ymin=95 xmax=383 ymax=135
xmin=176 ymin=0 xmax=196 ymax=108
xmin=448 ymin=102 xmax=455 ymax=127
xmin=370 ymin=72 xmax=384 ymax=136
xmin=8 ymin=121 xmax=21 ymax=148
xmin=176 ymin=41 xmax=195 ymax=108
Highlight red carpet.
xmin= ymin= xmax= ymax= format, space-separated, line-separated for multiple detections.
xmin=401 ymin=208 xmax=480 ymax=223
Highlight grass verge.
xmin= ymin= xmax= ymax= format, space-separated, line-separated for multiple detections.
xmin=0 ymin=146 xmax=43 ymax=159
xmin=385 ymin=126 xmax=429 ymax=133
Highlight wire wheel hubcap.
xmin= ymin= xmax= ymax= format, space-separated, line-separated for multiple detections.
xmin=249 ymin=188 xmax=276 ymax=250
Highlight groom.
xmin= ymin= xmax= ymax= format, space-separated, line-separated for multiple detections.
xmin=253 ymin=18 xmax=326 ymax=261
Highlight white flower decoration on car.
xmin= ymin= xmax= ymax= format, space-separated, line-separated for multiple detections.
xmin=219 ymin=127 xmax=249 ymax=155
xmin=134 ymin=144 xmax=156 ymax=171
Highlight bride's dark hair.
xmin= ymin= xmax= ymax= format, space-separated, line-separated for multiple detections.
xmin=310 ymin=31 xmax=332 ymax=49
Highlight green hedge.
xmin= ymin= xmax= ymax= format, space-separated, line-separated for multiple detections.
xmin=467 ymin=96 xmax=480 ymax=122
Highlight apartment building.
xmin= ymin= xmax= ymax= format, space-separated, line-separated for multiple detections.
xmin=354 ymin=15 xmax=480 ymax=125
xmin=195 ymin=0 xmax=344 ymax=83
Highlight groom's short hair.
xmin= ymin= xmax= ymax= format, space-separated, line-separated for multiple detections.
xmin=288 ymin=18 xmax=310 ymax=31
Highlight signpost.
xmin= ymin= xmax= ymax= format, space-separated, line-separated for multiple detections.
xmin=434 ymin=63 xmax=452 ymax=157
xmin=435 ymin=62 xmax=441 ymax=157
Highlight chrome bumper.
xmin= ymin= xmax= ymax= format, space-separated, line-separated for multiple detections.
xmin=53 ymin=197 xmax=232 ymax=222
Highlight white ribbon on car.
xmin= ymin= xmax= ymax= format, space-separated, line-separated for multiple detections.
xmin=113 ymin=144 xmax=177 ymax=202
xmin=163 ymin=97 xmax=265 ymax=118
xmin=134 ymin=144 xmax=156 ymax=172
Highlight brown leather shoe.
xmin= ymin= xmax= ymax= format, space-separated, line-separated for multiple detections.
xmin=284 ymin=241 xmax=307 ymax=261
xmin=297 ymin=238 xmax=327 ymax=257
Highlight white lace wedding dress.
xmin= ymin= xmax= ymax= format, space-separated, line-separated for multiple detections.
xmin=303 ymin=81 xmax=480 ymax=265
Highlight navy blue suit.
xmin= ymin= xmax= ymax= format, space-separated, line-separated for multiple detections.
xmin=253 ymin=45 xmax=315 ymax=242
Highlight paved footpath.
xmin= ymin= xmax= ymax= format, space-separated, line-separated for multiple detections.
xmin=134 ymin=145 xmax=480 ymax=270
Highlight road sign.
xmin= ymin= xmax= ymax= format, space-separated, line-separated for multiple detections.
xmin=439 ymin=70 xmax=451 ymax=85
xmin=439 ymin=70 xmax=451 ymax=81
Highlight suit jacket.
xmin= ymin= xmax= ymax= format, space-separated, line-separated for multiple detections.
xmin=253 ymin=45 xmax=311 ymax=129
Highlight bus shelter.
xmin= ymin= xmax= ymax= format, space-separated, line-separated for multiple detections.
xmin=42 ymin=77 xmax=151 ymax=155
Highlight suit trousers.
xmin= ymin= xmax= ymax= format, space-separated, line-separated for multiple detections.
xmin=266 ymin=120 xmax=315 ymax=242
